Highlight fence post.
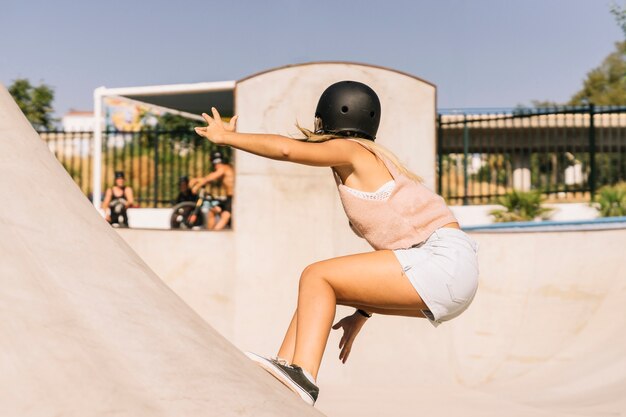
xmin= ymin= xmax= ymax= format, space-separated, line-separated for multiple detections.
xmin=153 ymin=131 xmax=159 ymax=208
xmin=437 ymin=114 xmax=443 ymax=194
xmin=463 ymin=114 xmax=469 ymax=205
xmin=92 ymin=88 xmax=104 ymax=208
xmin=588 ymin=103 xmax=596 ymax=198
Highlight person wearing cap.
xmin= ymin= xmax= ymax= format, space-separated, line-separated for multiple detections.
xmin=101 ymin=171 xmax=135 ymax=227
xmin=190 ymin=150 xmax=234 ymax=225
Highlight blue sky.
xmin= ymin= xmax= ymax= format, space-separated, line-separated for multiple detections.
xmin=1 ymin=0 xmax=622 ymax=115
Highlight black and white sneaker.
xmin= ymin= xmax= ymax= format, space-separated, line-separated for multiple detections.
xmin=245 ymin=352 xmax=319 ymax=405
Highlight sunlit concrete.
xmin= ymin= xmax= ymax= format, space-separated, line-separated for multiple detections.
xmin=4 ymin=56 xmax=626 ymax=417
xmin=117 ymin=64 xmax=626 ymax=416
xmin=0 ymin=85 xmax=322 ymax=416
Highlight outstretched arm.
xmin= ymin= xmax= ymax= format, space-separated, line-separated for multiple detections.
xmin=194 ymin=108 xmax=355 ymax=168
xmin=190 ymin=167 xmax=226 ymax=193
xmin=202 ymin=166 xmax=225 ymax=184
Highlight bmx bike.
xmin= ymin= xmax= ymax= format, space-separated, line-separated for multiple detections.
xmin=170 ymin=188 xmax=220 ymax=230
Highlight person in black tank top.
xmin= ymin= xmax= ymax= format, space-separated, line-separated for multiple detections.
xmin=101 ymin=171 xmax=135 ymax=227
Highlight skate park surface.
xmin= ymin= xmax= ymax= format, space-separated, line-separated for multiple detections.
xmin=120 ymin=224 xmax=626 ymax=417
xmin=0 ymin=86 xmax=322 ymax=416
xmin=2 ymin=60 xmax=626 ymax=417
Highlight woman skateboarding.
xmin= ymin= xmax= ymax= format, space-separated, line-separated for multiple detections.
xmin=194 ymin=81 xmax=479 ymax=406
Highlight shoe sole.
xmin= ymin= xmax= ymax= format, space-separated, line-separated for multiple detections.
xmin=244 ymin=352 xmax=315 ymax=405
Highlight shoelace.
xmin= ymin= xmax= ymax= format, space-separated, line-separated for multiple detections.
xmin=271 ymin=357 xmax=290 ymax=367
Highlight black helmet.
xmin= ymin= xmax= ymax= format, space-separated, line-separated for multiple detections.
xmin=211 ymin=151 xmax=224 ymax=165
xmin=314 ymin=81 xmax=381 ymax=141
xmin=114 ymin=171 xmax=125 ymax=179
xmin=179 ymin=175 xmax=189 ymax=184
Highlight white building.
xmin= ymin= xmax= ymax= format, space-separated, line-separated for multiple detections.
xmin=62 ymin=110 xmax=94 ymax=132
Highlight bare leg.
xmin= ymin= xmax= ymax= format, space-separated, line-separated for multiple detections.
xmin=291 ymin=250 xmax=427 ymax=379
xmin=277 ymin=310 xmax=298 ymax=362
xmin=277 ymin=303 xmax=424 ymax=362
xmin=213 ymin=211 xmax=231 ymax=230
xmin=207 ymin=211 xmax=216 ymax=229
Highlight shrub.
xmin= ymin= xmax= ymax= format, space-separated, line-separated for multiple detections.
xmin=489 ymin=190 xmax=553 ymax=223
xmin=594 ymin=183 xmax=626 ymax=217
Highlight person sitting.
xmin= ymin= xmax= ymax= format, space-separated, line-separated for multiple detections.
xmin=102 ymin=171 xmax=135 ymax=227
xmin=207 ymin=196 xmax=232 ymax=230
xmin=174 ymin=175 xmax=196 ymax=204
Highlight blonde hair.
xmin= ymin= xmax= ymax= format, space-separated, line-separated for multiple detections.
xmin=296 ymin=125 xmax=423 ymax=183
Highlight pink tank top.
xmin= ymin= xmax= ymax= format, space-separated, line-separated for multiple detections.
xmin=333 ymin=140 xmax=457 ymax=250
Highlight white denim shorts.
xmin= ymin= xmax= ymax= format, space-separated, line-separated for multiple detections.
xmin=393 ymin=228 xmax=479 ymax=327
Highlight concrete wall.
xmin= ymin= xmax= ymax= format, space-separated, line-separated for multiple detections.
xmin=118 ymin=229 xmax=236 ymax=338
xmin=450 ymin=202 xmax=600 ymax=226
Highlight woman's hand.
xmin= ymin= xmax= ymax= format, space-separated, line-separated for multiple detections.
xmin=332 ymin=311 xmax=369 ymax=363
xmin=194 ymin=107 xmax=238 ymax=145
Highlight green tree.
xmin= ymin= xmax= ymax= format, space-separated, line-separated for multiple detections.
xmin=154 ymin=113 xmax=198 ymax=131
xmin=569 ymin=2 xmax=626 ymax=105
xmin=569 ymin=41 xmax=626 ymax=105
xmin=513 ymin=100 xmax=562 ymax=112
xmin=530 ymin=100 xmax=561 ymax=108
xmin=610 ymin=1 xmax=626 ymax=38
xmin=8 ymin=78 xmax=56 ymax=130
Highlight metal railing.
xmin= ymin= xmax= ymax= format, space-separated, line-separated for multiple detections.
xmin=437 ymin=105 xmax=626 ymax=205
xmin=43 ymin=106 xmax=626 ymax=208
xmin=41 ymin=130 xmax=94 ymax=196
xmin=41 ymin=129 xmax=227 ymax=207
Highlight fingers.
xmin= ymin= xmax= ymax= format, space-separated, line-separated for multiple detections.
xmin=229 ymin=115 xmax=238 ymax=131
xmin=340 ymin=333 xmax=356 ymax=363
xmin=201 ymin=112 xmax=214 ymax=125
xmin=343 ymin=339 xmax=354 ymax=363
xmin=332 ymin=317 xmax=346 ymax=330
xmin=340 ymin=345 xmax=351 ymax=363
xmin=211 ymin=107 xmax=221 ymax=121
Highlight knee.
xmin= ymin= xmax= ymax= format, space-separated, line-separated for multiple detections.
xmin=299 ymin=263 xmax=326 ymax=290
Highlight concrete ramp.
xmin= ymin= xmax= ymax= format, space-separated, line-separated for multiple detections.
xmin=0 ymin=85 xmax=322 ymax=416
xmin=317 ymin=227 xmax=626 ymax=416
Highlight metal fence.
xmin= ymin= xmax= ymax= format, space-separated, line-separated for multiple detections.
xmin=42 ymin=106 xmax=626 ymax=208
xmin=41 ymin=129 xmax=227 ymax=207
xmin=437 ymin=105 xmax=626 ymax=205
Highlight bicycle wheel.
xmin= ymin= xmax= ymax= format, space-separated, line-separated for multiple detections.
xmin=170 ymin=202 xmax=204 ymax=229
